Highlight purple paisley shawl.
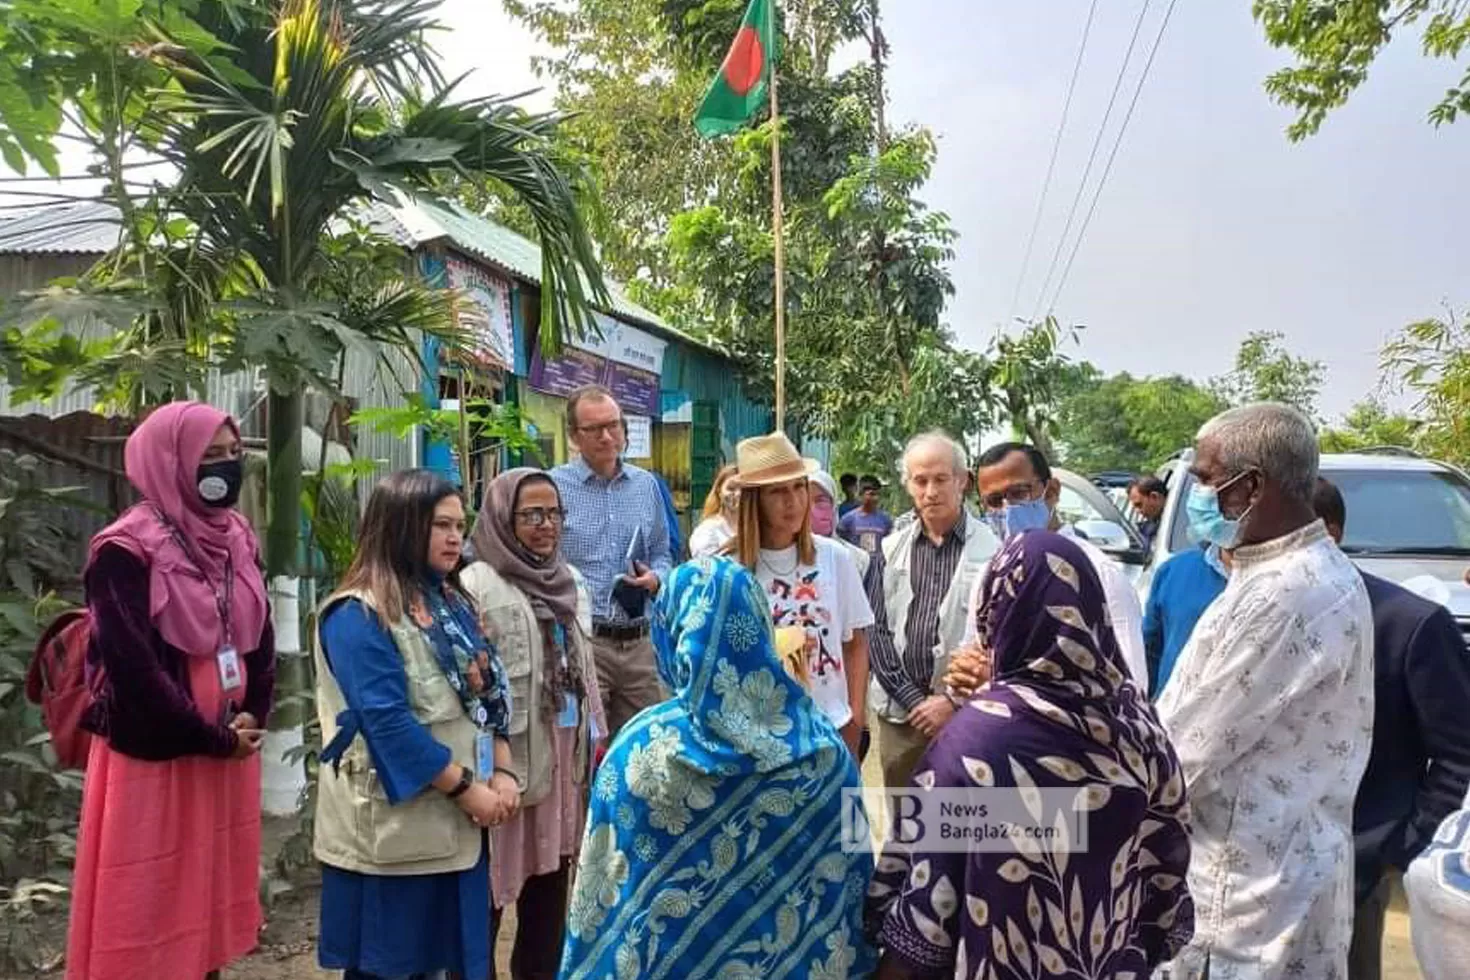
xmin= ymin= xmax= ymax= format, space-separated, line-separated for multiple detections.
xmin=868 ymin=530 xmax=1194 ymax=979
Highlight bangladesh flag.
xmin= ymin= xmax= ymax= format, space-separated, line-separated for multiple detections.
xmin=694 ymin=0 xmax=780 ymax=138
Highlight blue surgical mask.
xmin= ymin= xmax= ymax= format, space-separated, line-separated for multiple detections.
xmin=1203 ymin=543 xmax=1228 ymax=578
xmin=1186 ymin=471 xmax=1255 ymax=549
xmin=986 ymin=498 xmax=1052 ymax=539
xmin=1003 ymin=498 xmax=1052 ymax=535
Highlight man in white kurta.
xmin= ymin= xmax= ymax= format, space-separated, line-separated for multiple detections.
xmin=1159 ymin=405 xmax=1375 ymax=980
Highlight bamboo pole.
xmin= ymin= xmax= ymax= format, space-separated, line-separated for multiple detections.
xmin=769 ymin=45 xmax=787 ymax=432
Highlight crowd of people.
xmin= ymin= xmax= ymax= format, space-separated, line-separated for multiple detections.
xmin=56 ymin=386 xmax=1470 ymax=980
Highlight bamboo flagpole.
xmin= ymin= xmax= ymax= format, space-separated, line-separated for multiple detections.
xmin=692 ymin=0 xmax=786 ymax=429
xmin=769 ymin=52 xmax=787 ymax=432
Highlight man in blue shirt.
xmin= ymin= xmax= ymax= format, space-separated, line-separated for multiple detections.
xmin=551 ymin=384 xmax=673 ymax=737
xmin=1143 ymin=542 xmax=1229 ymax=696
xmin=839 ymin=475 xmax=893 ymax=558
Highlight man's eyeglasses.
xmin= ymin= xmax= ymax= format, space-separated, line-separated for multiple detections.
xmin=514 ymin=507 xmax=568 ymax=528
xmin=575 ymin=421 xmax=624 ymax=438
xmin=981 ymin=481 xmax=1045 ymax=511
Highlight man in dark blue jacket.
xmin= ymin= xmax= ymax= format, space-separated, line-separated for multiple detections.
xmin=1313 ymin=478 xmax=1470 ymax=980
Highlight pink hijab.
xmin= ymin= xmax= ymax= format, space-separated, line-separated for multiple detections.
xmin=88 ymin=402 xmax=268 ymax=657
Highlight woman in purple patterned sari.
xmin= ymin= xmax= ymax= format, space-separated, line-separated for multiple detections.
xmin=867 ymin=530 xmax=1194 ymax=979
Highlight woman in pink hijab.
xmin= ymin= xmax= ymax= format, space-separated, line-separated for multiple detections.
xmin=65 ymin=402 xmax=274 ymax=980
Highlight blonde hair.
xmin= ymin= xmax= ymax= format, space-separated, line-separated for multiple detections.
xmin=724 ymin=482 xmax=817 ymax=569
xmin=702 ymin=464 xmax=739 ymax=519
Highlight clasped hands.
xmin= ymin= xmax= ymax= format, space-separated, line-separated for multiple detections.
xmin=454 ymin=771 xmax=522 ymax=829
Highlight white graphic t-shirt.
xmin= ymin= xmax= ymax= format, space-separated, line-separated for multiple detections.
xmin=754 ymin=537 xmax=874 ymax=728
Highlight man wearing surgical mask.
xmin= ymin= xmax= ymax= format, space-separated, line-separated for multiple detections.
xmin=1156 ymin=403 xmax=1374 ymax=980
xmin=963 ymin=442 xmax=1150 ymax=693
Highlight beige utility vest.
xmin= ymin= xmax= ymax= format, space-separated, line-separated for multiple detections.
xmin=868 ymin=514 xmax=1001 ymax=724
xmin=312 ymin=589 xmax=483 ymax=876
xmin=459 ymin=561 xmax=595 ymax=807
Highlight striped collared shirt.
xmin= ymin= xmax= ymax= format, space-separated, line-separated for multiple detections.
xmin=869 ymin=518 xmax=968 ymax=711
xmin=550 ymin=456 xmax=673 ymax=623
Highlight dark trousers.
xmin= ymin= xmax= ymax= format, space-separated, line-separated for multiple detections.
xmin=490 ymin=863 xmax=572 ymax=980
xmin=1348 ymin=873 xmax=1393 ymax=980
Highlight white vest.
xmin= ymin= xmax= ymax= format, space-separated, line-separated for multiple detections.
xmin=868 ymin=513 xmax=1000 ymax=723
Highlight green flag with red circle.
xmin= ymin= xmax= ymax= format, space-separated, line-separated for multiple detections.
xmin=694 ymin=0 xmax=780 ymax=138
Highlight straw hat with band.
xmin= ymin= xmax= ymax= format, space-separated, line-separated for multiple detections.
xmin=734 ymin=432 xmax=819 ymax=488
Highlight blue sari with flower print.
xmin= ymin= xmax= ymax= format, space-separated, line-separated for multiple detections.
xmin=559 ymin=557 xmax=876 ymax=980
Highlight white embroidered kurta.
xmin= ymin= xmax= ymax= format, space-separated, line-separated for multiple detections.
xmin=1156 ymin=521 xmax=1374 ymax=980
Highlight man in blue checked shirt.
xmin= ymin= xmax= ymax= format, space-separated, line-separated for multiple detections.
xmin=551 ymin=384 xmax=673 ymax=737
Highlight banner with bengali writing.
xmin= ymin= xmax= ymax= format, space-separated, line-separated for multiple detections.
xmin=527 ymin=316 xmax=666 ymax=416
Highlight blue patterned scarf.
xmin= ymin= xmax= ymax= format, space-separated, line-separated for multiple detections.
xmin=559 ymin=557 xmax=876 ymax=979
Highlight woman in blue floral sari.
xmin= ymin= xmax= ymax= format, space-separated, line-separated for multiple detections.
xmin=559 ymin=556 xmax=876 ymax=979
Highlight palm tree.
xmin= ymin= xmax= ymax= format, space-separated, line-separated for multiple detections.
xmin=126 ymin=0 xmax=608 ymax=803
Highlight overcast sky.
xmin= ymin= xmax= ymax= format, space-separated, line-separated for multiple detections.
xmin=9 ymin=1 xmax=1466 ymax=420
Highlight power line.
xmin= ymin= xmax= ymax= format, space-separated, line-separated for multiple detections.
xmin=1046 ymin=0 xmax=1181 ymax=315
xmin=1030 ymin=0 xmax=1154 ymax=323
xmin=1006 ymin=0 xmax=1100 ymax=323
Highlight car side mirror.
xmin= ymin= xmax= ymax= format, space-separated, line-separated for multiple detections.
xmin=1072 ymin=519 xmax=1145 ymax=563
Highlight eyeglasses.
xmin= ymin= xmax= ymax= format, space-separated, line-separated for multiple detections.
xmin=574 ymin=421 xmax=624 ymax=438
xmin=980 ymin=481 xmax=1044 ymax=511
xmin=514 ymin=507 xmax=567 ymax=528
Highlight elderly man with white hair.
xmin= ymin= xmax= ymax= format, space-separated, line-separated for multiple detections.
xmin=1159 ymin=402 xmax=1374 ymax=980
xmin=867 ymin=431 xmax=1000 ymax=792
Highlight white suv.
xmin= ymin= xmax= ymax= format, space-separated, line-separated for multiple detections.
xmin=1143 ymin=449 xmax=1470 ymax=632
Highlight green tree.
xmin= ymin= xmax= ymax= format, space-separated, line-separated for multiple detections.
xmin=1 ymin=0 xmax=607 ymax=809
xmin=6 ymin=0 xmax=606 ymax=574
xmin=1319 ymin=397 xmax=1420 ymax=453
xmin=1253 ymin=0 xmax=1470 ymax=139
xmin=1053 ymin=365 xmax=1227 ymax=474
xmin=503 ymin=0 xmax=993 ymax=456
xmin=1121 ymin=375 xmax=1231 ymax=462
xmin=1381 ymin=308 xmax=1470 ymax=463
xmin=1215 ymin=329 xmax=1325 ymax=416
xmin=991 ymin=317 xmax=1082 ymax=461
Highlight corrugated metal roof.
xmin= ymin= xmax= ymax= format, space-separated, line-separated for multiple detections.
xmin=0 ymin=201 xmax=121 ymax=255
xmin=0 ymin=197 xmax=721 ymax=355
xmin=365 ymin=195 xmax=715 ymax=352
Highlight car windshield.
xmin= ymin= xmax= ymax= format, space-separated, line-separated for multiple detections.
xmin=1164 ymin=466 xmax=1470 ymax=556
xmin=1328 ymin=469 xmax=1470 ymax=555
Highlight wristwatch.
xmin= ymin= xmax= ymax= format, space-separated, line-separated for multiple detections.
xmin=446 ymin=765 xmax=473 ymax=799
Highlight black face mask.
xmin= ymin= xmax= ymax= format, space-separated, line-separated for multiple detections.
xmin=197 ymin=458 xmax=244 ymax=509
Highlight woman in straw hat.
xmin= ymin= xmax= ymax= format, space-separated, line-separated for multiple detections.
xmin=726 ymin=432 xmax=873 ymax=758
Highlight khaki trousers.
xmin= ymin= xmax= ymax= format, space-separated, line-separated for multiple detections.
xmin=870 ymin=711 xmax=930 ymax=791
xmin=590 ymin=632 xmax=666 ymax=739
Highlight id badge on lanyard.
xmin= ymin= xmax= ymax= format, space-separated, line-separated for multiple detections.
xmin=553 ymin=631 xmax=578 ymax=728
xmin=217 ymin=645 xmax=243 ymax=692
xmin=556 ymin=692 xmax=579 ymax=729
xmin=155 ymin=507 xmax=242 ymax=692
xmin=214 ymin=561 xmax=241 ymax=692
xmin=474 ymin=729 xmax=495 ymax=782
